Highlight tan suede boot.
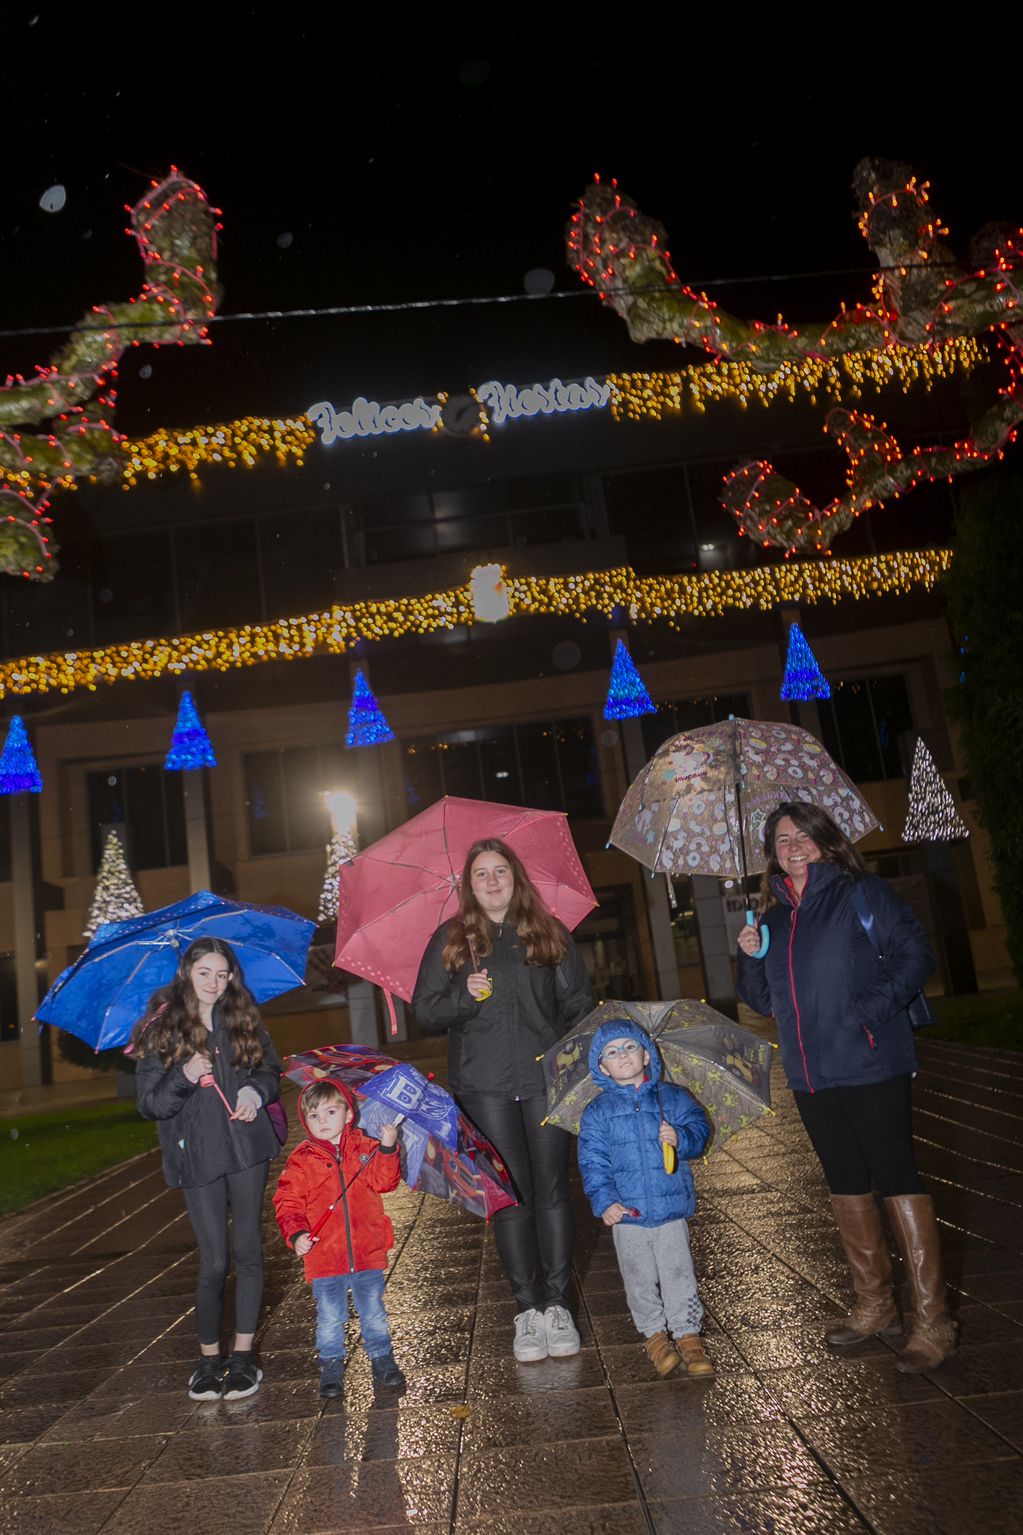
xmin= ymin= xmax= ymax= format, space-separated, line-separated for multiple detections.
xmin=885 ymin=1194 xmax=958 ymax=1373
xmin=645 ymin=1330 xmax=682 ymax=1377
xmin=675 ymin=1334 xmax=714 ymax=1377
xmin=826 ymin=1193 xmax=902 ymax=1346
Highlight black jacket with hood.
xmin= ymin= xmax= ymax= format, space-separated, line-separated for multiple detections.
xmin=413 ymin=918 xmax=593 ymax=1099
xmin=135 ymin=1003 xmax=283 ymax=1189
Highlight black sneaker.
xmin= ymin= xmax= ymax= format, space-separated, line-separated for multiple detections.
xmin=187 ymin=1355 xmax=224 ymax=1401
xmin=370 ymin=1350 xmax=406 ymax=1388
xmin=319 ymin=1357 xmax=345 ymax=1399
xmin=222 ymin=1352 xmax=263 ymax=1400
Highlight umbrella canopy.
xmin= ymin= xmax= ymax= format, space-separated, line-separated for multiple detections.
xmin=282 ymin=1043 xmax=516 ymax=1217
xmin=334 ymin=795 xmax=596 ymax=1003
xmin=543 ymin=998 xmax=774 ymax=1149
xmin=37 ymin=891 xmax=315 ymax=1052
xmin=611 ymin=716 xmax=878 ymax=880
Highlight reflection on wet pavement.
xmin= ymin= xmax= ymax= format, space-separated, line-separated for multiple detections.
xmin=0 ymin=1036 xmax=1020 ymax=1531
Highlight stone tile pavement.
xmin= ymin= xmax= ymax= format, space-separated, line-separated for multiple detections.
xmin=0 ymin=1037 xmax=1021 ymax=1533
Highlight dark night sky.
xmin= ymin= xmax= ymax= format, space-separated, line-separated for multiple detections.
xmin=3 ymin=10 xmax=1013 ymax=434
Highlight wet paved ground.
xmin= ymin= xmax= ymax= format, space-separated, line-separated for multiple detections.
xmin=1 ymin=1037 xmax=1022 ymax=1534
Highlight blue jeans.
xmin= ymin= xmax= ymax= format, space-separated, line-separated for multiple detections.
xmin=311 ymin=1270 xmax=392 ymax=1362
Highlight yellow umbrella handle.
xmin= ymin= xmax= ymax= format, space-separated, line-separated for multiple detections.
xmin=662 ymin=1141 xmax=677 ymax=1175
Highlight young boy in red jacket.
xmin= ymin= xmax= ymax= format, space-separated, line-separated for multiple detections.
xmin=272 ymin=1078 xmax=404 ymax=1396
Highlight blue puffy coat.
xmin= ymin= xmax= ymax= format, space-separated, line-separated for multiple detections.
xmin=577 ymin=1019 xmax=711 ymax=1229
xmin=736 ymin=862 xmax=936 ymax=1095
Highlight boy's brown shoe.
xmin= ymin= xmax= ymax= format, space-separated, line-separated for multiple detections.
xmin=676 ymin=1334 xmax=715 ymax=1377
xmin=644 ymin=1330 xmax=682 ymax=1377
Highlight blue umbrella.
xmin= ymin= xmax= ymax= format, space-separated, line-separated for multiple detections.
xmin=37 ymin=890 xmax=316 ymax=1051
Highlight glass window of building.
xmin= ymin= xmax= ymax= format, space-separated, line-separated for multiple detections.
xmin=0 ymin=953 xmax=16 ymax=1041
xmin=401 ymin=718 xmax=602 ymax=819
xmin=244 ymin=743 xmax=347 ymax=855
xmin=818 ymin=675 xmax=913 ymax=781
xmin=640 ymin=694 xmax=752 ymax=761
xmin=260 ymin=507 xmax=345 ymax=616
xmin=604 ymin=466 xmax=699 ymax=571
xmin=91 ymin=529 xmax=177 ymax=645
xmin=0 ymin=800 xmax=10 ymax=882
xmin=86 ymin=765 xmax=186 ymax=871
xmin=177 ymin=519 xmax=260 ymax=631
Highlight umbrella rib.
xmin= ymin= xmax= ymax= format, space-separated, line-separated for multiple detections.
xmin=95 ymin=945 xmax=160 ymax=1051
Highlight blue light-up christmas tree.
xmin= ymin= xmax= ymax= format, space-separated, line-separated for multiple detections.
xmin=780 ymin=623 xmax=831 ymax=701
xmin=346 ymin=670 xmax=395 ymax=748
xmin=164 ymin=691 xmax=217 ymax=770
xmin=603 ymin=640 xmax=656 ymax=720
xmin=0 ymin=716 xmax=43 ymax=794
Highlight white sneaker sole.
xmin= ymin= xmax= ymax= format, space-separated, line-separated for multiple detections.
xmin=513 ymin=1345 xmax=548 ymax=1362
xmin=546 ymin=1338 xmax=581 ymax=1358
xmin=223 ymin=1368 xmax=263 ymax=1400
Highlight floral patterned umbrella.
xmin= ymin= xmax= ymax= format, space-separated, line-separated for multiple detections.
xmin=543 ymin=998 xmax=774 ymax=1150
xmin=610 ymin=717 xmax=878 ymax=879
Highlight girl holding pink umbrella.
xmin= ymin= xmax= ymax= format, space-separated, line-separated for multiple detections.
xmin=413 ymin=838 xmax=593 ymax=1364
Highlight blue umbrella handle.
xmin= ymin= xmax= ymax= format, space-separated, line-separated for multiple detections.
xmin=746 ymin=911 xmax=770 ymax=959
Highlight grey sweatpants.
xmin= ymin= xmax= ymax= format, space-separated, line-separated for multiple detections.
xmin=612 ymin=1217 xmax=704 ymax=1338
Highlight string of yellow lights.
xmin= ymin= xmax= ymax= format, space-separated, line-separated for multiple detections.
xmin=0 ymin=550 xmax=952 ymax=702
xmin=608 ymin=336 xmax=983 ymax=422
xmin=0 ymin=336 xmax=981 ymax=501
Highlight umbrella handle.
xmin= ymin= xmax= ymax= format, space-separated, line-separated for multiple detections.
xmin=746 ymin=911 xmax=770 ymax=959
xmin=662 ymin=1141 xmax=677 ymax=1175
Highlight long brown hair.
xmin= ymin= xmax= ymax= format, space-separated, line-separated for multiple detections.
xmin=130 ymin=937 xmax=265 ymax=1069
xmin=761 ymin=801 xmax=866 ymax=905
xmin=441 ymin=838 xmax=568 ymax=971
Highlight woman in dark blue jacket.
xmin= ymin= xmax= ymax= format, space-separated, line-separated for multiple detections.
xmin=737 ymin=801 xmax=955 ymax=1373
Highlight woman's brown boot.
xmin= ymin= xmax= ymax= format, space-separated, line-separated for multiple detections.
xmin=884 ymin=1194 xmax=958 ymax=1373
xmin=826 ymin=1193 xmax=902 ymax=1346
xmin=644 ymin=1330 xmax=682 ymax=1377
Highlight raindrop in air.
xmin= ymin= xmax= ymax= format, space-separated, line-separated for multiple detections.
xmin=39 ymin=185 xmax=66 ymax=213
xmin=276 ymin=232 xmax=293 ymax=249
xmin=139 ymin=364 xmax=152 ymax=379
xmin=525 ymin=268 xmax=554 ymax=295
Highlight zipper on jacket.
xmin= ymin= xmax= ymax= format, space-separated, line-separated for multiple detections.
xmin=786 ymin=903 xmax=814 ymax=1094
xmin=337 ymin=1149 xmax=356 ymax=1273
xmin=636 ymin=1094 xmax=654 ymax=1214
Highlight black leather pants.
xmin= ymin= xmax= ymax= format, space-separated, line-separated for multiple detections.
xmin=457 ymin=1092 xmax=574 ymax=1311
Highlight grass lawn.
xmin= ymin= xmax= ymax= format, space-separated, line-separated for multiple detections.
xmin=927 ymin=991 xmax=1023 ymax=1051
xmin=0 ymin=1101 xmax=157 ymax=1217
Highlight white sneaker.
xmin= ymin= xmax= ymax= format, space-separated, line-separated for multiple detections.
xmin=544 ymin=1304 xmax=581 ymax=1358
xmin=513 ymin=1308 xmax=548 ymax=1362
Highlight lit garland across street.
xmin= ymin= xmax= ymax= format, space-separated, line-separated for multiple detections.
xmin=608 ymin=336 xmax=982 ymax=422
xmin=0 ymin=550 xmax=952 ymax=702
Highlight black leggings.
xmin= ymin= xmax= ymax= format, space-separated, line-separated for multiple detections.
xmin=182 ymin=1161 xmax=269 ymax=1345
xmin=458 ymin=1092 xmax=574 ymax=1311
xmin=793 ymin=1075 xmax=925 ymax=1197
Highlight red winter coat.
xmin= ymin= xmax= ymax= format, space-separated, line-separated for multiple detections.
xmin=272 ymin=1091 xmax=400 ymax=1281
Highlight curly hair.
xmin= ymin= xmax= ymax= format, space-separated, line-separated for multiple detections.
xmin=761 ymin=800 xmax=866 ymax=904
xmin=130 ymin=937 xmax=265 ymax=1069
xmin=441 ymin=838 xmax=568 ymax=972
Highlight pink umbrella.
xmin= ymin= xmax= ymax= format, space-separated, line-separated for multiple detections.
xmin=334 ymin=796 xmax=597 ymax=1010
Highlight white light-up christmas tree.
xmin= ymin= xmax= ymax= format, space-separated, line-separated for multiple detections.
xmin=84 ymin=829 xmax=144 ymax=939
xmin=317 ymin=790 xmax=359 ymax=921
xmin=902 ymin=738 xmax=970 ymax=843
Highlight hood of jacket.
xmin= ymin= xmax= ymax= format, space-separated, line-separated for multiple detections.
xmin=587 ymin=1018 xmax=661 ymax=1092
xmin=296 ymin=1076 xmax=358 ymax=1144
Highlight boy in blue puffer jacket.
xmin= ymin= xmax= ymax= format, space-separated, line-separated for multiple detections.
xmin=578 ymin=1018 xmax=714 ymax=1378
